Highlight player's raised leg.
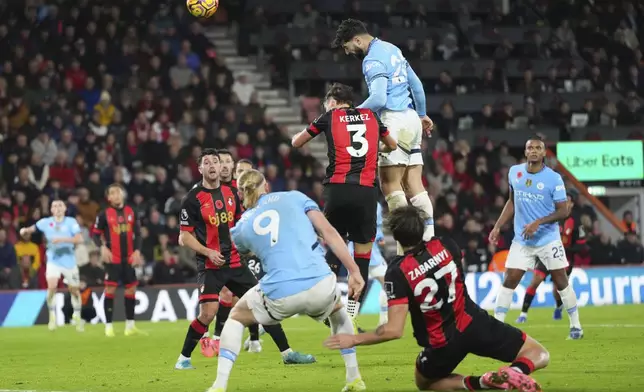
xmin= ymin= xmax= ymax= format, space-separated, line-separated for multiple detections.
xmin=517 ymin=268 xmax=547 ymax=323
xmin=404 ymin=164 xmax=435 ymax=240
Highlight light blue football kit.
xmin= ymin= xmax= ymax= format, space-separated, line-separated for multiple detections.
xmin=36 ymin=216 xmax=81 ymax=284
xmin=505 ymin=163 xmax=569 ymax=273
xmin=231 ymin=191 xmax=333 ymax=301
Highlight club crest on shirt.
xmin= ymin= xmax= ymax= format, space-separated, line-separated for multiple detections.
xmin=525 ymin=179 xmax=532 ymax=187
xmin=537 ymin=182 xmax=544 ymax=190
xmin=227 ymin=197 xmax=234 ymax=207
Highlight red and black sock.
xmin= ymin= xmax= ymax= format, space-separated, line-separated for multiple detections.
xmin=248 ymin=324 xmax=260 ymax=341
xmin=511 ymin=357 xmax=536 ymax=375
xmin=354 ymin=250 xmax=371 ymax=305
xmin=104 ymin=292 xmax=114 ymax=323
xmin=521 ymin=287 xmax=537 ymax=313
xmin=463 ymin=376 xmax=488 ymax=390
xmin=214 ymin=301 xmax=232 ymax=337
xmin=125 ymin=293 xmax=136 ymax=321
xmin=264 ymin=323 xmax=290 ymax=352
xmin=181 ymin=319 xmax=209 ymax=358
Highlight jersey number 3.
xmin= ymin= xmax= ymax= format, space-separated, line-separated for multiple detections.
xmin=253 ymin=209 xmax=280 ymax=247
xmin=346 ymin=124 xmax=369 ymax=158
xmin=414 ymin=261 xmax=458 ymax=312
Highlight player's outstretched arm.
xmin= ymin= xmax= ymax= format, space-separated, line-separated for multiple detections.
xmin=307 ymin=210 xmax=360 ymax=276
xmin=19 ymin=225 xmax=36 ymax=237
xmin=357 ymin=77 xmax=387 ymax=112
xmin=324 ymin=304 xmax=407 ymax=349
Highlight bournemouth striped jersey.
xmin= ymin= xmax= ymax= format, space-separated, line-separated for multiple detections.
xmin=306 ymin=107 xmax=389 ymax=187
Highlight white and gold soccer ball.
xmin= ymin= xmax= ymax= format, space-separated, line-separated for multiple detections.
xmin=186 ymin=0 xmax=219 ymax=18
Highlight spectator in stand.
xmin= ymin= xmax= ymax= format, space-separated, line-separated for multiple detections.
xmin=623 ymin=211 xmax=638 ymax=234
xmin=617 ymin=232 xmax=644 ymax=264
xmin=0 ymin=229 xmax=17 ymax=289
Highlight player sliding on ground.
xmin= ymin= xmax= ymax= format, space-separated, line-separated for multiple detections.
xmin=332 ymin=19 xmax=435 ymax=255
xmin=20 ymin=200 xmax=84 ymax=331
xmin=325 ymin=206 xmax=550 ymax=392
xmin=517 ymin=193 xmax=579 ymax=323
xmin=490 ymin=136 xmax=583 ymax=340
xmin=207 ymin=169 xmax=366 ymax=392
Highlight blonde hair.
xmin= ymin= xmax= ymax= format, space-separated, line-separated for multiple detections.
xmin=238 ymin=169 xmax=266 ymax=209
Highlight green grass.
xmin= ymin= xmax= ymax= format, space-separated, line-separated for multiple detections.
xmin=1 ymin=305 xmax=643 ymax=392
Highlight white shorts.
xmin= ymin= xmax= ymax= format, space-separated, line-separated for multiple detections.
xmin=505 ymin=239 xmax=569 ymax=272
xmin=379 ymin=108 xmax=423 ymax=167
xmin=243 ymin=274 xmax=340 ymax=326
xmin=45 ymin=264 xmax=80 ymax=287
xmin=369 ymin=262 xmax=387 ymax=279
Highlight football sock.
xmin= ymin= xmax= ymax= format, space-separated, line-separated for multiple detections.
xmin=511 ymin=357 xmax=536 ymax=375
xmin=181 ymin=319 xmax=208 ymax=358
xmin=378 ymin=288 xmax=388 ymax=325
xmin=521 ymin=286 xmax=537 ymax=313
xmin=263 ymin=323 xmax=291 ymax=353
xmin=494 ymin=286 xmax=514 ymax=322
xmin=385 ymin=190 xmax=408 ymax=255
xmin=410 ymin=191 xmax=435 ymax=241
xmin=104 ymin=292 xmax=114 ymax=324
xmin=212 ymin=319 xmax=244 ymax=390
xmin=124 ymin=293 xmax=135 ymax=327
xmin=329 ymin=308 xmax=361 ymax=382
xmin=463 ymin=376 xmax=489 ymax=390
xmin=214 ymin=301 xmax=232 ymax=337
xmin=555 ymin=298 xmax=563 ymax=308
xmin=248 ymin=323 xmax=260 ymax=341
xmin=71 ymin=291 xmax=81 ymax=316
xmin=348 ymin=250 xmax=371 ymax=317
xmin=557 ymin=285 xmax=581 ymax=329
xmin=46 ymin=289 xmax=56 ymax=312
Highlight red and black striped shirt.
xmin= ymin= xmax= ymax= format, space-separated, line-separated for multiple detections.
xmin=179 ymin=183 xmax=243 ymax=270
xmin=306 ymin=107 xmax=389 ymax=187
xmin=92 ymin=205 xmax=141 ymax=264
xmin=385 ymin=237 xmax=476 ymax=349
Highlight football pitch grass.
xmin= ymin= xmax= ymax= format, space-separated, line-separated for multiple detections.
xmin=1 ymin=305 xmax=643 ymax=392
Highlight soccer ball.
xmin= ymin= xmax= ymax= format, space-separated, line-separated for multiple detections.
xmin=186 ymin=0 xmax=219 ymax=18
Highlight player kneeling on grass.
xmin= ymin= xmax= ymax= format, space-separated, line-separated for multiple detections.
xmin=207 ymin=170 xmax=366 ymax=392
xmin=325 ymin=206 xmax=550 ymax=392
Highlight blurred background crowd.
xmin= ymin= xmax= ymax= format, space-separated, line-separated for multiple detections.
xmin=0 ymin=0 xmax=642 ymax=290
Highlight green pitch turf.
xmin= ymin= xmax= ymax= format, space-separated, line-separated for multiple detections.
xmin=1 ymin=305 xmax=643 ymax=392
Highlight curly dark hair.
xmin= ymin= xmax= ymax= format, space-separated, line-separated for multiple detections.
xmin=331 ymin=19 xmax=369 ymax=48
xmin=197 ymin=148 xmax=220 ymax=165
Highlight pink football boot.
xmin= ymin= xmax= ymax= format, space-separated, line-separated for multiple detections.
xmin=199 ymin=337 xmax=216 ymax=358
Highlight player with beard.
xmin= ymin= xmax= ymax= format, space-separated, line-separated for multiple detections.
xmin=332 ymin=19 xmax=435 ymax=255
xmin=175 ymin=149 xmax=314 ymax=369
xmin=208 ymin=151 xmax=266 ymax=355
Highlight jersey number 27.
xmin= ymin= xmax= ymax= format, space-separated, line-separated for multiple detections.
xmin=414 ymin=261 xmax=458 ymax=312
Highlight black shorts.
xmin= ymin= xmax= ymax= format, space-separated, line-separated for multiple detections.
xmin=104 ymin=263 xmax=138 ymax=288
xmin=323 ymin=183 xmax=377 ymax=244
xmin=534 ymin=256 xmax=574 ymax=279
xmin=197 ymin=267 xmax=258 ymax=304
xmin=416 ymin=308 xmax=526 ymax=380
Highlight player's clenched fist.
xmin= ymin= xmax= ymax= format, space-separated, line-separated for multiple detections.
xmin=488 ymin=227 xmax=501 ymax=245
xmin=421 ymin=115 xmax=433 ymax=137
xmin=348 ymin=274 xmax=365 ymax=300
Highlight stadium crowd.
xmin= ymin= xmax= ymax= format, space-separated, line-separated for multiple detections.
xmin=0 ymin=0 xmax=643 ymax=291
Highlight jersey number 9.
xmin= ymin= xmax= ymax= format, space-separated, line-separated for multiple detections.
xmin=390 ymin=51 xmax=408 ymax=85
xmin=253 ymin=209 xmax=280 ymax=247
